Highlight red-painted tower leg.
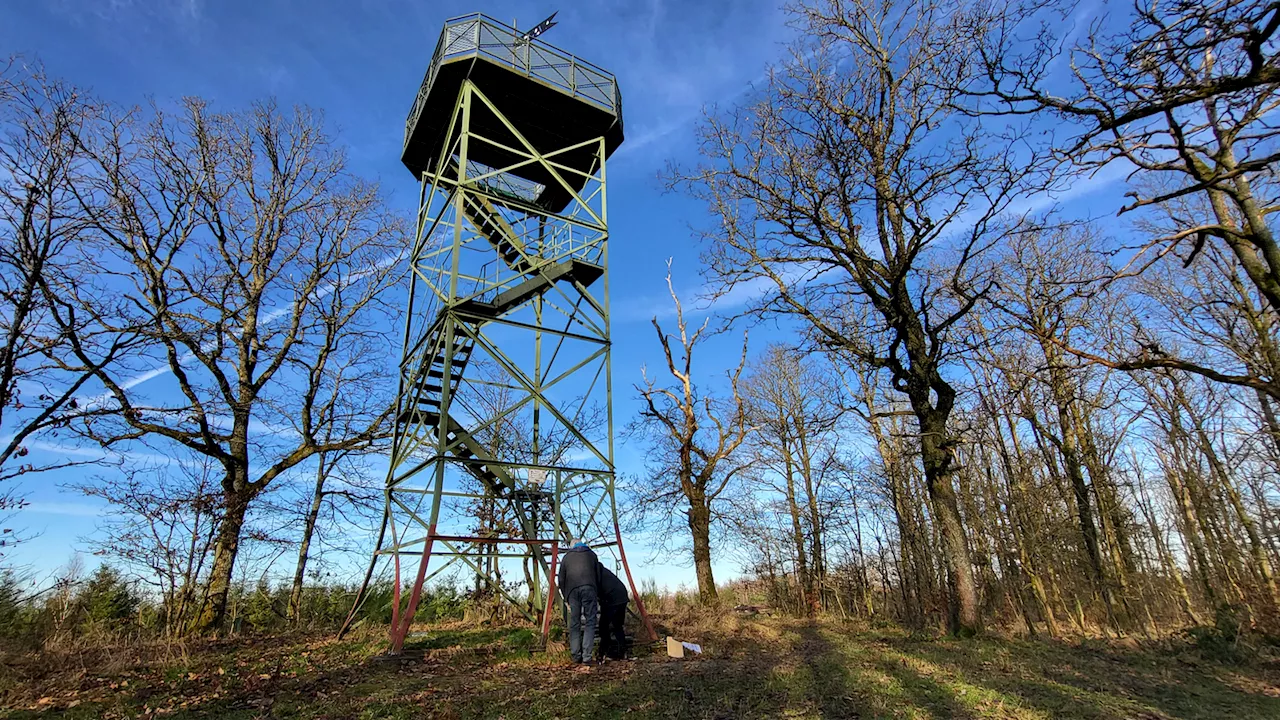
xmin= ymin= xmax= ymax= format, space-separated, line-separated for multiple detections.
xmin=389 ymin=531 xmax=436 ymax=654
xmin=388 ymin=552 xmax=402 ymax=644
xmin=540 ymin=543 xmax=560 ymax=643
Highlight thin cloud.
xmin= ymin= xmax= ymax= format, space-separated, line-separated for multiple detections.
xmin=24 ymin=501 xmax=104 ymax=518
xmin=83 ymin=250 xmax=405 ymax=407
xmin=22 ymin=439 xmax=179 ymax=467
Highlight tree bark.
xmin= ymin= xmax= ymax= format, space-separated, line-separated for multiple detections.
xmin=796 ymin=425 xmax=824 ymax=613
xmin=195 ymin=482 xmax=250 ymax=633
xmin=780 ymin=448 xmax=812 ymax=614
xmin=687 ymin=491 xmax=717 ymax=603
xmin=289 ymin=453 xmax=330 ymax=626
xmin=916 ymin=405 xmax=980 ymax=636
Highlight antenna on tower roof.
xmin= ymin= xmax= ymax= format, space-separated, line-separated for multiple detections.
xmin=519 ymin=11 xmax=558 ymax=43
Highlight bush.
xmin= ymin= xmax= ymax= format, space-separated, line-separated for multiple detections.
xmin=240 ymin=581 xmax=286 ymax=632
xmin=418 ymin=583 xmax=468 ymax=623
xmin=1186 ymin=603 xmax=1256 ymax=664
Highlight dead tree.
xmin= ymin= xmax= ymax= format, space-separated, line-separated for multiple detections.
xmin=631 ymin=265 xmax=750 ymax=603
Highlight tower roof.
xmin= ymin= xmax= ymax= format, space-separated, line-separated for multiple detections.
xmin=401 ymin=13 xmax=625 ymax=212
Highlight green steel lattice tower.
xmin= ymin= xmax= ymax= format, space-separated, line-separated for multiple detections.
xmin=356 ymin=14 xmax=655 ymax=653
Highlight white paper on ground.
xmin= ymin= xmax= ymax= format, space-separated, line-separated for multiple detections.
xmin=681 ymin=642 xmax=702 ymax=654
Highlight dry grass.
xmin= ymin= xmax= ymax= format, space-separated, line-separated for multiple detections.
xmin=2 ymin=615 xmax=1278 ymax=719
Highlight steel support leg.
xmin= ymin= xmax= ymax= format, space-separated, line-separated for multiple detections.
xmin=390 ymin=530 xmax=437 ymax=654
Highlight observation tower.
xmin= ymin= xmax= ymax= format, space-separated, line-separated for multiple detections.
xmin=348 ymin=13 xmax=654 ymax=653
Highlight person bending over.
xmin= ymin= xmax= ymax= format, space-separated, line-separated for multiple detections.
xmin=597 ymin=566 xmax=629 ymax=660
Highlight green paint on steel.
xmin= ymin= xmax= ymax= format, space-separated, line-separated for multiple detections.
xmin=360 ymin=17 xmax=657 ymax=650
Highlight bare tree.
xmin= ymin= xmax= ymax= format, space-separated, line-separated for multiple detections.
xmin=630 ymin=265 xmax=750 ymax=603
xmin=0 ymin=61 xmax=136 ymax=542
xmin=673 ymin=0 xmax=1053 ymax=634
xmin=285 ymin=448 xmax=380 ymax=627
xmin=50 ymin=99 xmax=406 ymax=632
xmin=981 ymin=228 xmax=1150 ymax=633
xmin=76 ymin=455 xmax=223 ymax=636
xmin=741 ymin=345 xmax=843 ymax=614
xmin=838 ymin=359 xmax=947 ymax=628
xmin=965 ymin=0 xmax=1280 ymax=395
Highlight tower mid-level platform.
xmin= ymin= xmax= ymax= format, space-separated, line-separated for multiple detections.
xmin=402 ymin=14 xmax=624 ymax=213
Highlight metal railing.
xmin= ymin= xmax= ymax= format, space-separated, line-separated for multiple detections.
xmin=404 ymin=13 xmax=623 ymax=153
xmin=461 ymin=157 xmax=544 ymax=204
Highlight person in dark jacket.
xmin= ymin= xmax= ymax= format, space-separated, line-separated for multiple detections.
xmin=597 ymin=566 xmax=629 ymax=660
xmin=557 ymin=538 xmax=600 ymax=664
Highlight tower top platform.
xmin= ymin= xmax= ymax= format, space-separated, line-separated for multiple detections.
xmin=401 ymin=14 xmax=625 ymax=212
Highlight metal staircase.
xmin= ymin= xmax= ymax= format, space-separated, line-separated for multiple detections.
xmin=398 ymin=328 xmax=517 ymax=496
xmin=451 ymin=160 xmax=606 ymax=299
xmin=361 ymin=15 xmax=658 ymax=655
xmin=397 ymin=182 xmax=603 ymax=503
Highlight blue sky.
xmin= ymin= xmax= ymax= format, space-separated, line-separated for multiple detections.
xmin=1 ymin=0 xmax=798 ymax=589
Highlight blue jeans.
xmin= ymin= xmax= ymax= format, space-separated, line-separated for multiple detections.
xmin=566 ymin=585 xmax=598 ymax=663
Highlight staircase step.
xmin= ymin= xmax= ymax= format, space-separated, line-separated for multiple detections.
xmin=458 ymin=259 xmax=604 ymax=318
xmin=459 ymin=185 xmax=537 ymax=273
xmin=427 ymin=346 xmax=470 ymax=362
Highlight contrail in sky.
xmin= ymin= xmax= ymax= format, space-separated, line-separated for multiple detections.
xmin=82 ymin=251 xmax=407 ymax=407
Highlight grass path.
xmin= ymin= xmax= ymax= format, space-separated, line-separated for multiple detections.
xmin=2 ymin=617 xmax=1278 ymax=718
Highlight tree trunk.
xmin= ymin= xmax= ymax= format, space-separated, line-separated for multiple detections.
xmin=797 ymin=428 xmax=824 ymax=613
xmin=688 ymin=491 xmax=717 ymax=603
xmin=289 ymin=454 xmax=330 ymax=626
xmin=1137 ymin=474 xmax=1200 ymax=625
xmin=781 ymin=451 xmax=812 ymax=615
xmin=849 ymin=490 xmax=875 ymax=617
xmin=863 ymin=395 xmax=925 ymax=627
xmin=917 ymin=407 xmax=981 ymax=636
xmin=992 ymin=401 xmax=1059 ymax=637
xmin=1164 ymin=403 xmax=1250 ymax=605
xmin=1165 ymin=461 xmax=1218 ymax=607
xmin=1182 ymin=398 xmax=1280 ymax=611
xmin=1038 ymin=359 xmax=1118 ymax=631
xmin=1256 ymin=388 xmax=1280 ymax=464
xmin=887 ymin=469 xmax=920 ymax=625
xmin=194 ymin=484 xmax=250 ymax=633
